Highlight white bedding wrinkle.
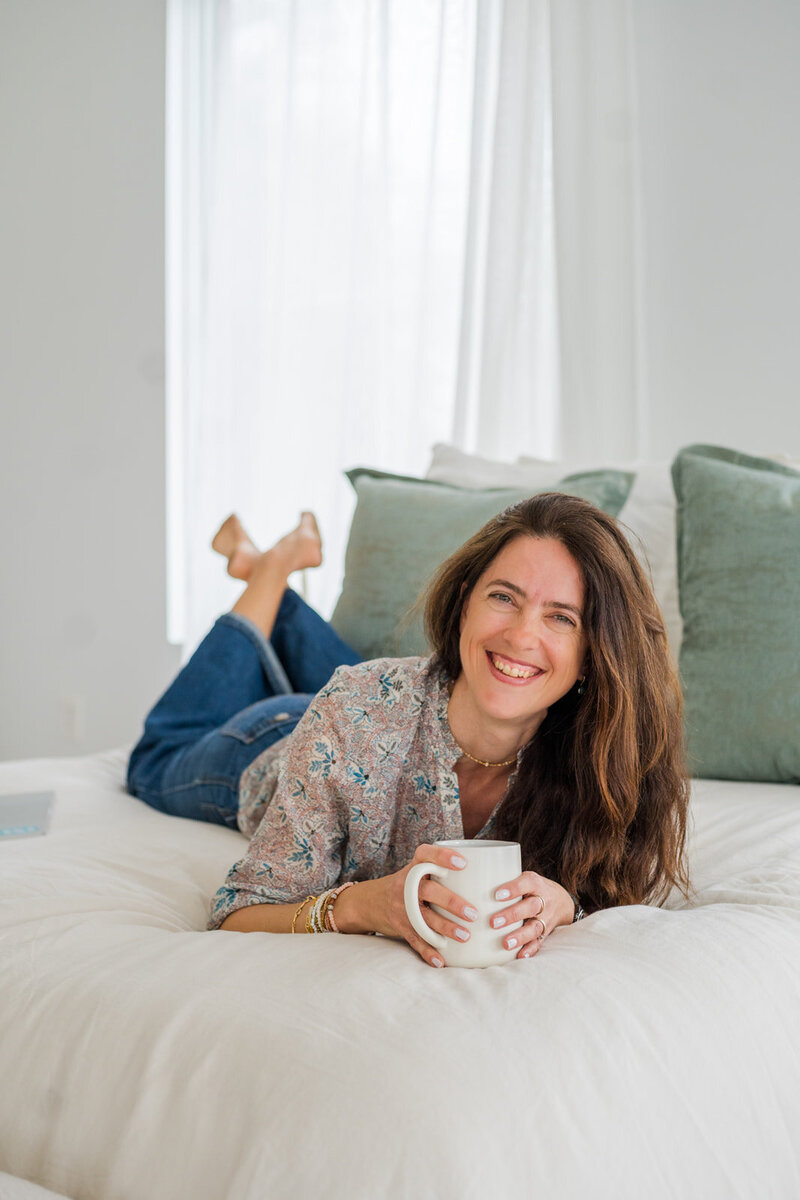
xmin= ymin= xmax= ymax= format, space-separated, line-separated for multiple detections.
xmin=1 ymin=750 xmax=799 ymax=1200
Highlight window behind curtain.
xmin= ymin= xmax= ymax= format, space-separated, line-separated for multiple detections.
xmin=167 ymin=0 xmax=478 ymax=653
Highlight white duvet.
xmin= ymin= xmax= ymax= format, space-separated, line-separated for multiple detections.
xmin=1 ymin=749 xmax=799 ymax=1200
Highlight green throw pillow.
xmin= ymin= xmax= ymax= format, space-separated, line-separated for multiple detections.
xmin=672 ymin=444 xmax=800 ymax=782
xmin=330 ymin=466 xmax=634 ymax=660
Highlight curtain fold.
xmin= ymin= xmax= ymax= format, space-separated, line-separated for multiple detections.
xmin=453 ymin=0 xmax=558 ymax=462
xmin=453 ymin=0 xmax=644 ymax=464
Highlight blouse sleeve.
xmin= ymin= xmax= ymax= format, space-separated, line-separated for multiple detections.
xmin=207 ymin=672 xmax=353 ymax=929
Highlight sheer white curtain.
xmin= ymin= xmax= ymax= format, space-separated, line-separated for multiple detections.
xmin=168 ymin=0 xmax=478 ymax=651
xmin=167 ymin=0 xmax=643 ymax=654
xmin=453 ymin=0 xmax=559 ymax=462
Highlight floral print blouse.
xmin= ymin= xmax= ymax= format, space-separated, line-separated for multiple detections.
xmin=208 ymin=656 xmax=516 ymax=929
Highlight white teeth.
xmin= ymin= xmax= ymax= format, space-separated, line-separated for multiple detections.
xmin=490 ymin=653 xmax=537 ymax=679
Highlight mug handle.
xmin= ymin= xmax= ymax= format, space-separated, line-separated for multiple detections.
xmin=403 ymin=861 xmax=448 ymax=951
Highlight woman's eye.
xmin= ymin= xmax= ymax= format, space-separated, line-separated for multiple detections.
xmin=489 ymin=592 xmax=514 ymax=605
xmin=551 ymin=612 xmax=576 ymax=627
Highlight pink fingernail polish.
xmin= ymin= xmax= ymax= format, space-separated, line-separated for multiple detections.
xmin=464 ymin=906 xmax=479 ymax=921
xmin=495 ymin=888 xmax=510 ymax=901
xmin=451 ymin=854 xmax=467 ymax=868
xmin=491 ymin=915 xmax=506 ymax=929
xmin=454 ymin=927 xmax=470 ymax=942
xmin=432 ymin=956 xmax=444 ymax=968
xmin=506 ymin=937 xmax=518 ymax=949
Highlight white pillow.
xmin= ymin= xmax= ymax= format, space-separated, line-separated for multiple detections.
xmin=425 ymin=443 xmax=565 ymax=490
xmin=425 ymin=444 xmax=681 ymax=656
xmin=614 ymin=466 xmax=681 ymax=656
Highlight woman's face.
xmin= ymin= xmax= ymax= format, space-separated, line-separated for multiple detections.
xmin=456 ymin=535 xmax=588 ymax=743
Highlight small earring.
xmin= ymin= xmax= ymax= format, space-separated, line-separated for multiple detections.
xmin=577 ymin=676 xmax=586 ymax=696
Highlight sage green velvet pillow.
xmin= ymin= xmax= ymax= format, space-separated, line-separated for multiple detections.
xmin=672 ymin=444 xmax=800 ymax=782
xmin=330 ymin=466 xmax=634 ymax=660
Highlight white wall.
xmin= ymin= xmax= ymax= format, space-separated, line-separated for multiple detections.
xmin=633 ymin=0 xmax=800 ymax=458
xmin=0 ymin=0 xmax=179 ymax=760
xmin=0 ymin=1 xmax=797 ymax=760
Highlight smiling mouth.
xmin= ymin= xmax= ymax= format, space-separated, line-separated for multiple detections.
xmin=487 ymin=651 xmax=543 ymax=681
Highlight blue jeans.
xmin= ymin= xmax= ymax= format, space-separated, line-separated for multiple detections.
xmin=127 ymin=589 xmax=361 ymax=828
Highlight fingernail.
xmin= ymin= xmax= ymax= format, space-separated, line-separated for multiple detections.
xmin=506 ymin=937 xmax=518 ymax=949
xmin=463 ymin=905 xmax=479 ymax=921
xmin=454 ymin=927 xmax=470 ymax=942
xmin=432 ymin=956 xmax=444 ymax=968
xmin=450 ymin=854 xmax=467 ymax=868
xmin=491 ymin=915 xmax=506 ymax=929
xmin=495 ymin=888 xmax=510 ymax=900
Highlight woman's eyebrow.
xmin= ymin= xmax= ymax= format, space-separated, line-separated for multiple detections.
xmin=486 ymin=578 xmax=583 ymax=618
xmin=486 ymin=577 xmax=526 ymax=597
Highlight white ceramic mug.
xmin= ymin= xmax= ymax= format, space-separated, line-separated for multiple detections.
xmin=403 ymin=839 xmax=522 ymax=968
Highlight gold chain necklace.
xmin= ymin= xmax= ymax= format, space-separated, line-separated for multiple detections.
xmin=457 ymin=745 xmax=518 ymax=768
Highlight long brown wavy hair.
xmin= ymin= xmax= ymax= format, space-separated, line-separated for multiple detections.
xmin=423 ymin=492 xmax=690 ymax=913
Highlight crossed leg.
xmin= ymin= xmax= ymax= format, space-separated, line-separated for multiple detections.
xmin=127 ymin=510 xmax=360 ymax=825
xmin=212 ymin=511 xmax=323 ymax=639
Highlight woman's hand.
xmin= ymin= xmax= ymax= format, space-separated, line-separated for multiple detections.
xmin=488 ymin=870 xmax=575 ymax=959
xmin=334 ymin=843 xmax=476 ymax=968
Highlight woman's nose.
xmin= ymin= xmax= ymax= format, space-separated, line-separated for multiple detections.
xmin=506 ymin=610 xmax=543 ymax=648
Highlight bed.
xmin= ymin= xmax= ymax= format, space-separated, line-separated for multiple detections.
xmin=2 ymin=443 xmax=800 ymax=1198
xmin=2 ymin=749 xmax=800 ymax=1199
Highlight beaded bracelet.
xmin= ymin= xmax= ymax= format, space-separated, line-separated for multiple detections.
xmin=305 ymin=892 xmax=328 ymax=934
xmin=301 ymin=883 xmax=357 ymax=934
xmin=318 ymin=889 xmax=338 ymax=931
xmin=325 ymin=881 xmax=356 ymax=932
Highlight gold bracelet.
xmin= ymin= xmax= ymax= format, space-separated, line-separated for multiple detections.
xmin=291 ymin=895 xmax=314 ymax=934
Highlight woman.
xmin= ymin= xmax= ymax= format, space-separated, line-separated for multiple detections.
xmin=127 ymin=495 xmax=690 ymax=967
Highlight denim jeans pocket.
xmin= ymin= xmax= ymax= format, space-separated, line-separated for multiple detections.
xmin=219 ymin=695 xmax=312 ymax=746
